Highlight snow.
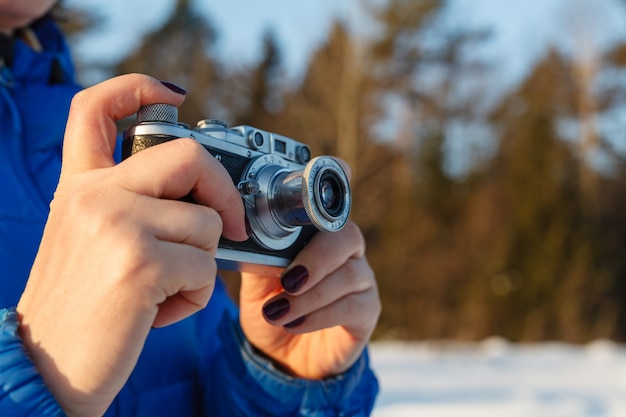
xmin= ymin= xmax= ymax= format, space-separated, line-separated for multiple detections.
xmin=369 ymin=338 xmax=626 ymax=417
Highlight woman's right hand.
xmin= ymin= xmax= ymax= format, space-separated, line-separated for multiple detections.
xmin=16 ymin=74 xmax=247 ymax=417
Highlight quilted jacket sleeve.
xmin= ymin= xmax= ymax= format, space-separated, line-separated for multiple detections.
xmin=201 ymin=309 xmax=379 ymax=416
xmin=0 ymin=286 xmax=380 ymax=417
xmin=0 ymin=308 xmax=65 ymax=416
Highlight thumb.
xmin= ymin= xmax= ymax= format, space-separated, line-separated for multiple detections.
xmin=61 ymin=74 xmax=186 ymax=176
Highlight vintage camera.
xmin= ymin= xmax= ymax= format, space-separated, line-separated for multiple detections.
xmin=122 ymin=103 xmax=351 ymax=274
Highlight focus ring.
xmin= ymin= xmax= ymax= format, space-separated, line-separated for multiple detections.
xmin=302 ymin=156 xmax=351 ymax=232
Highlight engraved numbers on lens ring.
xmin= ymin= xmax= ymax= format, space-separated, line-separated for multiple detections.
xmin=246 ymin=155 xmax=294 ymax=181
xmin=303 ymin=157 xmax=351 ymax=232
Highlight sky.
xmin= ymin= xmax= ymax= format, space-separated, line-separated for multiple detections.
xmin=61 ymin=0 xmax=626 ymax=178
xmin=66 ymin=0 xmax=626 ymax=96
xmin=64 ymin=0 xmax=626 ymax=88
xmin=65 ymin=0 xmax=353 ymax=78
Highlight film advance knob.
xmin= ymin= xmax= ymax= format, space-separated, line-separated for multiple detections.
xmin=136 ymin=103 xmax=179 ymax=124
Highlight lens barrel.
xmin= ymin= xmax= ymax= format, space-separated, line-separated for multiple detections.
xmin=302 ymin=157 xmax=351 ymax=231
xmin=243 ymin=156 xmax=351 ymax=251
xmin=272 ymin=156 xmax=351 ymax=232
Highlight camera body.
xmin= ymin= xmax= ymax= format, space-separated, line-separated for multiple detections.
xmin=122 ymin=103 xmax=351 ymax=274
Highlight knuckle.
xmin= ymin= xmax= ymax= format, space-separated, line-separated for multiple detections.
xmin=304 ymin=286 xmax=327 ymax=309
xmin=61 ymin=183 xmax=111 ymax=227
xmin=343 ymin=293 xmax=366 ymax=318
xmin=344 ymin=290 xmax=381 ymax=329
xmin=201 ymin=205 xmax=223 ymax=227
xmin=175 ymin=137 xmax=205 ymax=159
xmin=68 ymin=89 xmax=92 ymax=113
xmin=370 ymin=287 xmax=382 ymax=319
xmin=350 ymin=221 xmax=366 ymax=244
xmin=191 ymin=252 xmax=218 ymax=287
xmin=126 ymin=72 xmax=154 ymax=84
xmin=309 ymin=242 xmax=332 ymax=265
xmin=341 ymin=259 xmax=362 ymax=289
xmin=344 ymin=258 xmax=377 ymax=294
xmin=342 ymin=259 xmax=380 ymax=323
xmin=120 ymin=236 xmax=154 ymax=274
xmin=197 ymin=206 xmax=223 ymax=250
xmin=114 ymin=232 xmax=160 ymax=292
xmin=343 ymin=221 xmax=366 ymax=253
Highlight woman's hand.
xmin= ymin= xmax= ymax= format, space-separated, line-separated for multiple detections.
xmin=16 ymin=74 xmax=247 ymax=416
xmin=239 ymin=220 xmax=381 ymax=379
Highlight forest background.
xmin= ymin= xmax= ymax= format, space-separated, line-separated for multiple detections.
xmin=61 ymin=0 xmax=626 ymax=343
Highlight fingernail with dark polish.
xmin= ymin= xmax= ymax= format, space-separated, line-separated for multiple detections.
xmin=281 ymin=265 xmax=309 ymax=293
xmin=284 ymin=316 xmax=306 ymax=329
xmin=160 ymin=80 xmax=188 ymax=95
xmin=263 ymin=298 xmax=290 ymax=321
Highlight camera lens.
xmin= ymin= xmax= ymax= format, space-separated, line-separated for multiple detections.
xmin=318 ymin=171 xmax=345 ymax=218
xmin=279 ymin=156 xmax=350 ymax=232
xmin=240 ymin=156 xmax=351 ymax=251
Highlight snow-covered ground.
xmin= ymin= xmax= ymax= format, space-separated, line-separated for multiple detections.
xmin=370 ymin=338 xmax=626 ymax=417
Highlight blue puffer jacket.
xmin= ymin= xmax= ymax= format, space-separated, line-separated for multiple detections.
xmin=0 ymin=18 xmax=378 ymax=416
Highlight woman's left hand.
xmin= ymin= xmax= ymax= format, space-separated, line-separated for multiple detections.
xmin=239 ymin=220 xmax=381 ymax=379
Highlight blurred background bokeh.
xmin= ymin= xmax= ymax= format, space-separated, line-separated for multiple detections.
xmin=61 ymin=0 xmax=626 ymax=343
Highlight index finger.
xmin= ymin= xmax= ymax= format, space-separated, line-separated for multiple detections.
xmin=281 ymin=221 xmax=366 ymax=294
xmin=61 ymin=74 xmax=187 ymax=176
xmin=117 ymin=138 xmax=247 ymax=241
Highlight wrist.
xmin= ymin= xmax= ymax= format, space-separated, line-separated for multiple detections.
xmin=220 ymin=313 xmax=377 ymax=413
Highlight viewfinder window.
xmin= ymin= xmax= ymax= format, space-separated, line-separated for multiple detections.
xmin=275 ymin=139 xmax=286 ymax=153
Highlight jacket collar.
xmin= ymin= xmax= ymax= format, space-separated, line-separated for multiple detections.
xmin=0 ymin=18 xmax=72 ymax=87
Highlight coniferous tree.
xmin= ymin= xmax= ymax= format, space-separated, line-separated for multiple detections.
xmin=277 ymin=20 xmax=390 ymax=233
xmin=230 ymin=30 xmax=285 ymax=130
xmin=114 ymin=0 xmax=221 ymax=124
xmin=365 ymin=0 xmax=493 ymax=339
xmin=468 ymin=48 xmax=622 ymax=342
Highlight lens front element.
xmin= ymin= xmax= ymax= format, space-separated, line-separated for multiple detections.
xmin=317 ymin=170 xmax=346 ymax=219
xmin=303 ymin=157 xmax=351 ymax=232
